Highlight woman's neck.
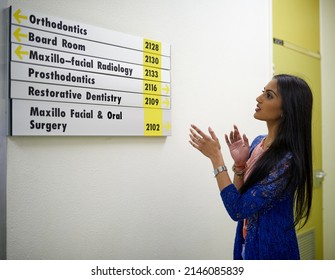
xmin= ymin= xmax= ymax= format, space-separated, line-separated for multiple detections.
xmin=266 ymin=122 xmax=279 ymax=146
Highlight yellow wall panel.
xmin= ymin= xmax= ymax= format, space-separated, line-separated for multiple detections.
xmin=273 ymin=0 xmax=323 ymax=259
xmin=273 ymin=0 xmax=320 ymax=52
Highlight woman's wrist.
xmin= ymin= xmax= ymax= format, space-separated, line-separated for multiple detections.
xmin=233 ymin=162 xmax=246 ymax=170
xmin=232 ymin=163 xmax=246 ymax=177
xmin=210 ymin=153 xmax=225 ymax=168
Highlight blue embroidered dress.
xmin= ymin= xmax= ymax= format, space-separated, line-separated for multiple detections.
xmin=220 ymin=135 xmax=300 ymax=260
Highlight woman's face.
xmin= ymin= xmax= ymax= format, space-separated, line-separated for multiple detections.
xmin=254 ymin=79 xmax=283 ymax=124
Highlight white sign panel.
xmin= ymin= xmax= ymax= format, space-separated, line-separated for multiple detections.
xmin=9 ymin=5 xmax=171 ymax=136
xmin=12 ymin=99 xmax=171 ymax=136
xmin=11 ymin=81 xmax=171 ymax=109
xmin=11 ymin=27 xmax=171 ymax=69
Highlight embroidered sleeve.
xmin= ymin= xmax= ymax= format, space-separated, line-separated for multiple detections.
xmin=220 ymin=153 xmax=293 ymax=221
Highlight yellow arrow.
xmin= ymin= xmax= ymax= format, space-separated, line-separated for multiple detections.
xmin=162 ymin=84 xmax=170 ymax=94
xmin=163 ymin=122 xmax=171 ymax=131
xmin=162 ymin=98 xmax=170 ymax=108
xmin=13 ymin=9 xmax=28 ymax=24
xmin=13 ymin=28 xmax=27 ymax=42
xmin=15 ymin=45 xmax=29 ymax=60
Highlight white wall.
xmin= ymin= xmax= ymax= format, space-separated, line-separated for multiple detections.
xmin=320 ymin=0 xmax=335 ymax=260
xmin=4 ymin=0 xmax=271 ymax=259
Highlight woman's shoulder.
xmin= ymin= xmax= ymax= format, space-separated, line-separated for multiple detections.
xmin=252 ymin=135 xmax=266 ymax=145
xmin=250 ymin=135 xmax=266 ymax=152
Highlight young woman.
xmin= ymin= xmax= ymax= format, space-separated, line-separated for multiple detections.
xmin=189 ymin=74 xmax=313 ymax=260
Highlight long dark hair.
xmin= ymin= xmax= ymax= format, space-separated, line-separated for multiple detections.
xmin=240 ymin=74 xmax=313 ymax=227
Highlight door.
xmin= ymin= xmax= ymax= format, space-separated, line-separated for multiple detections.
xmin=272 ymin=0 xmax=323 ymax=259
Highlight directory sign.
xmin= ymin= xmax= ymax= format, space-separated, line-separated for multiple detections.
xmin=9 ymin=6 xmax=171 ymax=136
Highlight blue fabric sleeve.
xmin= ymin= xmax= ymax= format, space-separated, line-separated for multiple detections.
xmin=220 ymin=152 xmax=293 ymax=221
xmin=249 ymin=135 xmax=266 ymax=155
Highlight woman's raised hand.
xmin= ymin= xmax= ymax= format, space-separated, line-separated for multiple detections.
xmin=189 ymin=124 xmax=222 ymax=161
xmin=225 ymin=125 xmax=250 ymax=166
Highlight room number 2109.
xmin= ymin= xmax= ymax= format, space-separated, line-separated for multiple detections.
xmin=145 ymin=97 xmax=159 ymax=106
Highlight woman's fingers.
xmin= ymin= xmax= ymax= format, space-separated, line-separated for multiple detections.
xmin=190 ymin=124 xmax=207 ymax=138
xmin=225 ymin=134 xmax=231 ymax=147
xmin=208 ymin=126 xmax=218 ymax=141
xmin=242 ymin=134 xmax=249 ymax=147
xmin=190 ymin=124 xmax=204 ymax=142
xmin=228 ymin=125 xmax=242 ymax=144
